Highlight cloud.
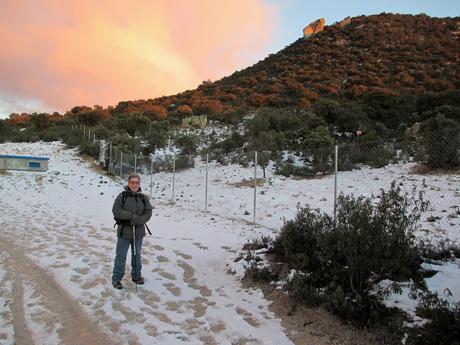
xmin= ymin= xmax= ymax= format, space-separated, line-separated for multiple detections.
xmin=0 ymin=0 xmax=278 ymax=117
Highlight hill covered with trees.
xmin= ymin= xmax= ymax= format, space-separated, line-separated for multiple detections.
xmin=111 ymin=13 xmax=460 ymax=121
xmin=2 ymin=13 xmax=460 ymax=155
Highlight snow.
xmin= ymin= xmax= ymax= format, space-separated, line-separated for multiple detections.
xmin=0 ymin=140 xmax=459 ymax=343
xmin=0 ymin=141 xmax=291 ymax=344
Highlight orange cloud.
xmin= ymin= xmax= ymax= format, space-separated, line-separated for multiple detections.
xmin=0 ymin=0 xmax=278 ymax=116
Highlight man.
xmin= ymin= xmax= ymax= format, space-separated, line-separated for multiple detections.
xmin=112 ymin=174 xmax=152 ymax=289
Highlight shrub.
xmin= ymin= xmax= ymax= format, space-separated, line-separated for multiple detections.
xmin=79 ymin=141 xmax=100 ymax=158
xmin=40 ymin=127 xmax=65 ymax=142
xmin=420 ymin=115 xmax=460 ymax=168
xmin=61 ymin=130 xmax=82 ymax=148
xmin=174 ymin=133 xmax=199 ymax=155
xmin=271 ymin=182 xmax=428 ymax=325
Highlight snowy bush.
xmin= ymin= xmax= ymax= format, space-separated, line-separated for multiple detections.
xmin=269 ymin=182 xmax=429 ymax=325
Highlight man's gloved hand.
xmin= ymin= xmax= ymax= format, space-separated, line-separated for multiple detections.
xmin=130 ymin=214 xmax=142 ymax=225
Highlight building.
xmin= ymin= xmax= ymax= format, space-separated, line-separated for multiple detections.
xmin=181 ymin=115 xmax=207 ymax=128
xmin=0 ymin=154 xmax=50 ymax=172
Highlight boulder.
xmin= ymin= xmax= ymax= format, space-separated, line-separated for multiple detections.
xmin=336 ymin=16 xmax=352 ymax=28
xmin=303 ymin=18 xmax=326 ymax=39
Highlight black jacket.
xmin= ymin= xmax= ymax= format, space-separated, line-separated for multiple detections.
xmin=112 ymin=186 xmax=152 ymax=239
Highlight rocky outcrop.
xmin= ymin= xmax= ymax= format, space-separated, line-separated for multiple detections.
xmin=303 ymin=18 xmax=325 ymax=39
xmin=452 ymin=21 xmax=460 ymax=38
xmin=336 ymin=16 xmax=352 ymax=28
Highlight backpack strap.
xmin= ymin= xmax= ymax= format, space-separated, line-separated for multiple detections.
xmin=122 ymin=191 xmax=146 ymax=207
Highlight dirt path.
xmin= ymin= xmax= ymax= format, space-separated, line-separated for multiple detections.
xmin=247 ymin=281 xmax=392 ymax=345
xmin=0 ymin=238 xmax=116 ymax=345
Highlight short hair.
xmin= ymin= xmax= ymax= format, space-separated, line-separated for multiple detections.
xmin=128 ymin=173 xmax=141 ymax=182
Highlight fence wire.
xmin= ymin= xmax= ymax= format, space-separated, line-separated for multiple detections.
xmin=78 ymin=125 xmax=460 ymax=243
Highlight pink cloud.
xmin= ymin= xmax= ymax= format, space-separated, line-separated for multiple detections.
xmin=0 ymin=0 xmax=278 ymax=116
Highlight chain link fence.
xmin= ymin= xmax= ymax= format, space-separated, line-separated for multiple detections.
xmin=73 ymin=124 xmax=460 ymax=243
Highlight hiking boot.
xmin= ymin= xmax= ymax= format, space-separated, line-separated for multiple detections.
xmin=112 ymin=281 xmax=123 ymax=289
xmin=132 ymin=276 xmax=144 ymax=284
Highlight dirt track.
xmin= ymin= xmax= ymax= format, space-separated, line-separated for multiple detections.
xmin=0 ymin=238 xmax=116 ymax=345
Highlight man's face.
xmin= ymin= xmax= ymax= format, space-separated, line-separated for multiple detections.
xmin=128 ymin=177 xmax=140 ymax=192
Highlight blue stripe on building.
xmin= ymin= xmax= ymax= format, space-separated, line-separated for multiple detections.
xmin=0 ymin=154 xmax=50 ymax=161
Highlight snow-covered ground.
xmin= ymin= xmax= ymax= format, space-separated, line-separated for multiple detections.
xmin=148 ymin=153 xmax=460 ymax=246
xmin=0 ymin=142 xmax=291 ymax=344
xmin=0 ymin=141 xmax=459 ymax=344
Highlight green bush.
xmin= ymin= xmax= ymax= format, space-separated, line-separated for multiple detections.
xmin=79 ymin=141 xmax=100 ymax=158
xmin=40 ymin=127 xmax=64 ymax=142
xmin=174 ymin=133 xmax=199 ymax=155
xmin=270 ymin=182 xmax=428 ymax=325
xmin=420 ymin=115 xmax=460 ymax=168
xmin=61 ymin=130 xmax=82 ymax=148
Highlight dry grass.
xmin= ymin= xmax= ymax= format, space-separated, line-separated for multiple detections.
xmin=79 ymin=154 xmax=117 ymax=181
xmin=229 ymin=178 xmax=266 ymax=188
xmin=242 ymin=277 xmax=393 ymax=345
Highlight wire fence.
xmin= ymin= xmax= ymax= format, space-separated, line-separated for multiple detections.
xmin=72 ymin=125 xmax=460 ymax=243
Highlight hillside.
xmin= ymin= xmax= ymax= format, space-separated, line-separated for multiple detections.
xmin=113 ymin=13 xmax=460 ymax=119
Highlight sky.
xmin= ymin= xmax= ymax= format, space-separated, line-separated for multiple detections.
xmin=0 ymin=0 xmax=459 ymax=119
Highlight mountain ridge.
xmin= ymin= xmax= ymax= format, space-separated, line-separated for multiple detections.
xmin=109 ymin=13 xmax=460 ymax=121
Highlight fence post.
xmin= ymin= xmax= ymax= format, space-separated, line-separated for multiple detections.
xmin=150 ymin=158 xmax=153 ymax=197
xmin=253 ymin=151 xmax=257 ymax=223
xmin=88 ymin=128 xmax=91 ymax=141
xmin=334 ymin=144 xmax=338 ymax=223
xmin=109 ymin=142 xmax=113 ymax=174
xmin=134 ymin=154 xmax=137 ymax=174
xmin=205 ymin=153 xmax=208 ymax=212
xmin=172 ymin=155 xmax=176 ymax=203
xmin=120 ymin=151 xmax=123 ymax=179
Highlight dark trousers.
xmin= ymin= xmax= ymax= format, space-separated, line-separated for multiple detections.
xmin=112 ymin=236 xmax=143 ymax=282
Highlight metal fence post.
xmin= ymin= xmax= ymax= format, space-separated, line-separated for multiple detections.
xmin=109 ymin=142 xmax=113 ymax=174
xmin=253 ymin=151 xmax=257 ymax=223
xmin=205 ymin=153 xmax=208 ymax=212
xmin=120 ymin=151 xmax=123 ymax=179
xmin=172 ymin=155 xmax=176 ymax=202
xmin=88 ymin=128 xmax=91 ymax=141
xmin=134 ymin=154 xmax=137 ymax=174
xmin=150 ymin=158 xmax=153 ymax=197
xmin=334 ymin=144 xmax=338 ymax=223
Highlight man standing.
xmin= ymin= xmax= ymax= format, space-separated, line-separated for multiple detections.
xmin=112 ymin=174 xmax=152 ymax=289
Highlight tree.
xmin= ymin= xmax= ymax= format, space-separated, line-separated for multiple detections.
xmin=126 ymin=114 xmax=151 ymax=137
xmin=312 ymin=99 xmax=342 ymax=124
xmin=142 ymin=104 xmax=168 ymax=120
xmin=248 ymin=130 xmax=284 ymax=178
xmin=30 ymin=113 xmax=51 ymax=130
xmin=174 ymin=133 xmax=198 ymax=155
xmin=143 ymin=121 xmax=170 ymax=155
xmin=420 ymin=114 xmax=460 ymax=168
xmin=301 ymin=126 xmax=334 ymax=174
xmin=8 ymin=113 xmax=31 ymax=126
xmin=177 ymin=105 xmax=193 ymax=116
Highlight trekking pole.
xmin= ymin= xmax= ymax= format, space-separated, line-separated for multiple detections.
xmin=145 ymin=223 xmax=152 ymax=235
xmin=132 ymin=226 xmax=136 ymax=256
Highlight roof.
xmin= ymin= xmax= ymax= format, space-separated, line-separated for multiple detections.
xmin=0 ymin=154 xmax=50 ymax=161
